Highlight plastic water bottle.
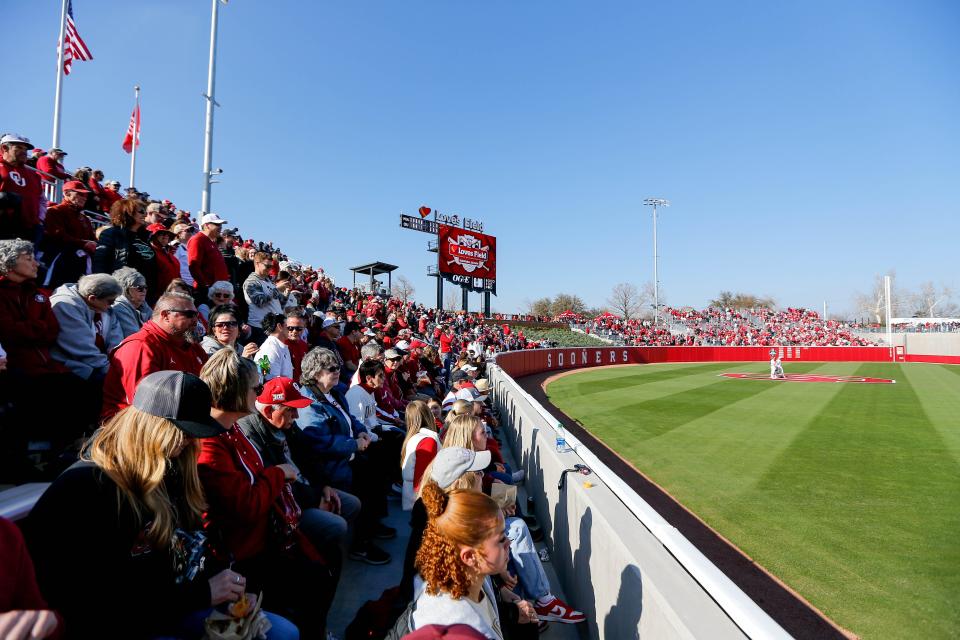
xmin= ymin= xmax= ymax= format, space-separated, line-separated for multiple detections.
xmin=555 ymin=424 xmax=569 ymax=453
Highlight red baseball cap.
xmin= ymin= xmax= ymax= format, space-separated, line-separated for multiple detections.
xmin=62 ymin=180 xmax=91 ymax=193
xmin=146 ymin=222 xmax=174 ymax=236
xmin=257 ymin=377 xmax=312 ymax=408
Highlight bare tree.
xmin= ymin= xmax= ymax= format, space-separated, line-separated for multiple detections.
xmin=914 ymin=281 xmax=955 ymax=317
xmin=391 ymin=275 xmax=416 ymax=305
xmin=444 ymin=288 xmax=461 ymax=311
xmin=607 ymin=282 xmax=643 ymax=322
xmin=853 ymin=271 xmax=910 ymax=323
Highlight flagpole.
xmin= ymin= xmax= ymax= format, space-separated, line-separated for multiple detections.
xmin=200 ymin=0 xmax=223 ymax=216
xmin=51 ymin=0 xmax=69 ymax=149
xmin=129 ymin=86 xmax=140 ymax=189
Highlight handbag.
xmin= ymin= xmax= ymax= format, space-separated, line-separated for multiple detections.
xmin=268 ymin=483 xmax=327 ymax=565
xmin=203 ymin=591 xmax=272 ymax=640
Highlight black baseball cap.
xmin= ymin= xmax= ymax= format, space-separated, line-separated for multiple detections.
xmin=132 ymin=371 xmax=225 ymax=438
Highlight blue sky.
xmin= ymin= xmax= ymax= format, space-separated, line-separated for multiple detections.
xmin=8 ymin=1 xmax=958 ymax=316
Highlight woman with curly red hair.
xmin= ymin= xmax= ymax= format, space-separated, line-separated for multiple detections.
xmin=411 ymin=468 xmax=508 ymax=639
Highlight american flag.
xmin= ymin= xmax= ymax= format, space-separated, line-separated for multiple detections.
xmin=62 ymin=0 xmax=93 ymax=76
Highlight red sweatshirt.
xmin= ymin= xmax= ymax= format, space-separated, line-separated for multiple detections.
xmin=0 ymin=518 xmax=64 ymax=639
xmin=186 ymin=232 xmax=229 ymax=290
xmin=101 ymin=320 xmax=208 ymax=419
xmin=197 ymin=425 xmax=287 ymax=561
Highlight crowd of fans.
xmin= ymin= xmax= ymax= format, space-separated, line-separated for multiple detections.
xmin=1 ymin=131 xmax=590 ymax=639
xmin=581 ymin=306 xmax=874 ymax=347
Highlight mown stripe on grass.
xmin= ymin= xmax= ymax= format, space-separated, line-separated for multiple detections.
xmin=903 ymin=364 xmax=960 ymax=465
xmin=636 ymin=362 xmax=861 ymax=501
xmin=547 ymin=363 xmax=756 ymax=417
xmin=562 ymin=362 xmax=736 ymax=397
xmin=556 ymin=362 xmax=829 ymax=445
xmin=727 ymin=363 xmax=960 ymax=639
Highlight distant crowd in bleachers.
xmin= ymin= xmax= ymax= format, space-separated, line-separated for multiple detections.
xmin=580 ymin=306 xmax=874 ymax=347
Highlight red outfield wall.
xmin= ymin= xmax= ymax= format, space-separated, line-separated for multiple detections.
xmin=494 ymin=345 xmax=916 ymax=378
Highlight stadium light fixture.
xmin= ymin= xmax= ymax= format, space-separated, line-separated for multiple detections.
xmin=643 ymin=198 xmax=670 ymax=327
xmin=200 ymin=0 xmax=228 ymax=216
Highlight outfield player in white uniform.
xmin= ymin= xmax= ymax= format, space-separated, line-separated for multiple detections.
xmin=770 ymin=350 xmax=785 ymax=379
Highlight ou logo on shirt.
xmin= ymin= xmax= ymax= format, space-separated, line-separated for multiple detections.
xmin=8 ymin=170 xmax=26 ymax=188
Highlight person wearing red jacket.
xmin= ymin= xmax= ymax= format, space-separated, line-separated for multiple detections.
xmin=198 ymin=349 xmax=335 ymax=639
xmin=0 ymin=134 xmax=43 ymax=241
xmin=377 ymin=349 xmax=408 ymax=414
xmin=101 ymin=292 xmax=208 ymax=420
xmin=187 ymin=213 xmax=229 ymax=296
xmin=147 ymin=223 xmax=180 ymax=303
xmin=99 ymin=179 xmax=123 ymax=213
xmin=42 ymin=180 xmax=96 ymax=288
xmin=36 ymin=149 xmax=71 ymax=181
xmin=0 ymin=239 xmax=94 ymax=481
xmin=0 ymin=517 xmax=63 ymax=640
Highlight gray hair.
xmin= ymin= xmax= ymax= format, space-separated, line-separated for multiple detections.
xmin=77 ymin=273 xmax=123 ymax=299
xmin=153 ymin=292 xmax=195 ymax=318
xmin=254 ymin=400 xmax=286 ymax=415
xmin=300 ymin=347 xmax=341 ymax=386
xmin=111 ymin=267 xmax=146 ymax=292
xmin=360 ymin=342 xmax=383 ymax=360
xmin=207 ymin=280 xmax=234 ymax=299
xmin=0 ymin=238 xmax=33 ymax=275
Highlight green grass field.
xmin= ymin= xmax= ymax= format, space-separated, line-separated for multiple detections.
xmin=545 ymin=362 xmax=960 ymax=639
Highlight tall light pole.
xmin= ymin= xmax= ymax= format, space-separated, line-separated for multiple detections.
xmin=643 ymin=198 xmax=670 ymax=327
xmin=201 ymin=0 xmax=227 ymax=216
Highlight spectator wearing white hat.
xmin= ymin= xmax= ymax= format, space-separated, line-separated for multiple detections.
xmin=186 ymin=212 xmax=229 ymax=298
xmin=0 ymin=133 xmax=43 ymax=241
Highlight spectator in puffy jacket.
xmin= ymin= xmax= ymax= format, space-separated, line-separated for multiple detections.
xmin=0 ymin=239 xmax=95 ymax=480
xmin=110 ymin=267 xmax=152 ymax=338
xmin=49 ymin=273 xmax=124 ymax=381
xmin=93 ymin=199 xmax=157 ymax=292
xmin=295 ymin=347 xmax=393 ymax=565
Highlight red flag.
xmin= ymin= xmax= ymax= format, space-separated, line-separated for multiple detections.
xmin=122 ymin=104 xmax=141 ymax=153
xmin=418 ymin=206 xmax=431 ymax=218
xmin=62 ymin=0 xmax=93 ymax=76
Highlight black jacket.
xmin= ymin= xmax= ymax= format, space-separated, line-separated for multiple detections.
xmin=25 ymin=462 xmax=219 ymax=639
xmin=237 ymin=411 xmax=330 ymax=508
xmin=93 ymin=226 xmax=157 ymax=290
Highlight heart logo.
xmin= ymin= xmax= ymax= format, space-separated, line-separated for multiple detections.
xmin=418 ymin=206 xmax=431 ymax=218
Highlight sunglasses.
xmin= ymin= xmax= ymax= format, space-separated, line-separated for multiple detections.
xmin=324 ymin=366 xmax=340 ymax=373
xmin=168 ymin=309 xmax=198 ymax=318
xmin=130 ymin=285 xmax=147 ymax=292
xmin=212 ymin=293 xmax=232 ymax=298
xmin=214 ymin=321 xmax=238 ymax=328
xmin=285 ymin=325 xmax=303 ymax=332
